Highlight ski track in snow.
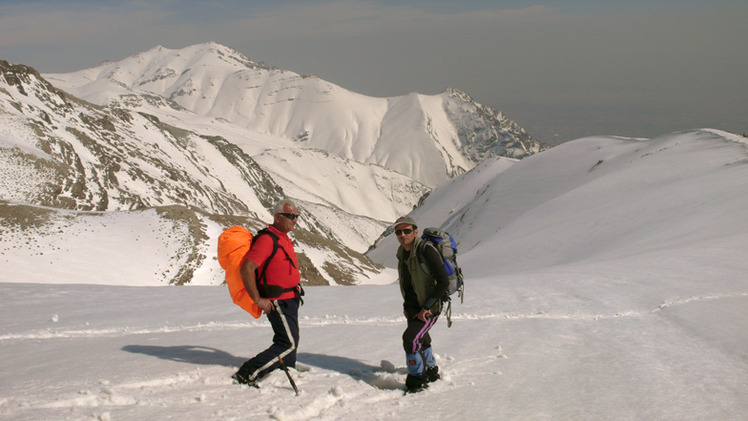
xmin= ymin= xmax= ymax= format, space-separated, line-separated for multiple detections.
xmin=3 ymin=292 xmax=745 ymax=342
xmin=651 ymin=292 xmax=748 ymax=311
xmin=7 ymin=357 xmax=417 ymax=420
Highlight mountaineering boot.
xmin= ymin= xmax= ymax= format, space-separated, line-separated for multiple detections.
xmin=231 ymin=370 xmax=259 ymax=388
xmin=425 ymin=365 xmax=440 ymax=383
xmin=405 ymin=374 xmax=429 ymax=393
xmin=232 ymin=364 xmax=259 ymax=388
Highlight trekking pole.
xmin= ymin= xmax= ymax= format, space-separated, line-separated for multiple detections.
xmin=278 ymin=356 xmax=299 ymax=395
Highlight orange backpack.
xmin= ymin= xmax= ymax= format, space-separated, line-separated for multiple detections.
xmin=217 ymin=226 xmax=261 ymax=318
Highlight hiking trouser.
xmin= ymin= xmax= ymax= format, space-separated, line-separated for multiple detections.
xmin=241 ymin=297 xmax=300 ymax=381
xmin=402 ymin=315 xmax=438 ymax=376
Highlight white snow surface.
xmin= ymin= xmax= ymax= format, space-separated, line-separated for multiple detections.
xmin=2 ymin=129 xmax=748 ymax=420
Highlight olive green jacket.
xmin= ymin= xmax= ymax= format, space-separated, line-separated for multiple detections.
xmin=397 ymin=237 xmax=443 ymax=315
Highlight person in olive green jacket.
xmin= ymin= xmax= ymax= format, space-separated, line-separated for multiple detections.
xmin=393 ymin=216 xmax=450 ymax=393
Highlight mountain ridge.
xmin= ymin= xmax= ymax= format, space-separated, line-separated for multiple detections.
xmin=1 ymin=43 xmax=547 ymax=285
xmin=44 ymin=42 xmax=548 ymax=187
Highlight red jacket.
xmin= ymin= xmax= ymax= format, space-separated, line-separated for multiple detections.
xmin=242 ymin=225 xmax=300 ymax=300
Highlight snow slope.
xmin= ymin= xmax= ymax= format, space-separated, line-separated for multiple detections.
xmin=0 ymin=201 xmax=392 ymax=287
xmin=1 ymin=129 xmax=747 ymax=420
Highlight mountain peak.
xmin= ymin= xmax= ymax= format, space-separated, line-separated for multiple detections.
xmin=44 ymin=43 xmax=545 ymax=187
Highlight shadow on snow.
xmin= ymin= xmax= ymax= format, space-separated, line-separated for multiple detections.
xmin=297 ymin=352 xmax=405 ymax=391
xmin=120 ymin=345 xmax=405 ymax=390
xmin=121 ymin=345 xmax=244 ymax=367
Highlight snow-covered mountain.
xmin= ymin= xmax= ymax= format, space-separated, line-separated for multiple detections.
xmin=0 ymin=57 xmax=404 ymax=284
xmin=1 ymin=44 xmax=544 ymax=286
xmin=0 ymin=60 xmax=279 ymax=216
xmin=0 ymin=58 xmax=426 ymax=257
xmin=44 ymin=42 xmax=546 ymax=188
xmin=2 ymin=43 xmax=544 ymax=263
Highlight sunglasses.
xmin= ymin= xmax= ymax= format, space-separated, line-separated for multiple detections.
xmin=279 ymin=212 xmax=299 ymax=221
xmin=395 ymin=228 xmax=413 ymax=236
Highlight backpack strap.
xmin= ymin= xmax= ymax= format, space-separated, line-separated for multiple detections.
xmin=415 ymin=239 xmax=436 ymax=277
xmin=254 ymin=229 xmax=302 ymax=301
xmin=444 ymin=300 xmax=453 ymax=328
xmin=416 ymin=239 xmax=456 ymax=327
xmin=415 ymin=240 xmax=451 ymax=322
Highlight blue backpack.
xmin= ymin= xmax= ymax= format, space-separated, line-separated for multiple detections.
xmin=418 ymin=227 xmax=464 ymax=326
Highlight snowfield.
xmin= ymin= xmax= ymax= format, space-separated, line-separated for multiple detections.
xmin=1 ymin=129 xmax=747 ymax=420
xmin=0 ymin=275 xmax=746 ymax=420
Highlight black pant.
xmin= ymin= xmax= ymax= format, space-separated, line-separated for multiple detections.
xmin=402 ymin=315 xmax=439 ymax=376
xmin=241 ymin=298 xmax=300 ymax=380
xmin=402 ymin=315 xmax=436 ymax=354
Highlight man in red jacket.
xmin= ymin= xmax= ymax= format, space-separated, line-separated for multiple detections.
xmin=232 ymin=199 xmax=303 ymax=387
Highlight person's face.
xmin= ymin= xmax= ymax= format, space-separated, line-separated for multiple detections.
xmin=395 ymin=223 xmax=417 ymax=249
xmin=274 ymin=203 xmax=299 ymax=234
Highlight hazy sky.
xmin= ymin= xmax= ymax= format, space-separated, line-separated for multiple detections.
xmin=1 ymin=0 xmax=746 ymax=143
